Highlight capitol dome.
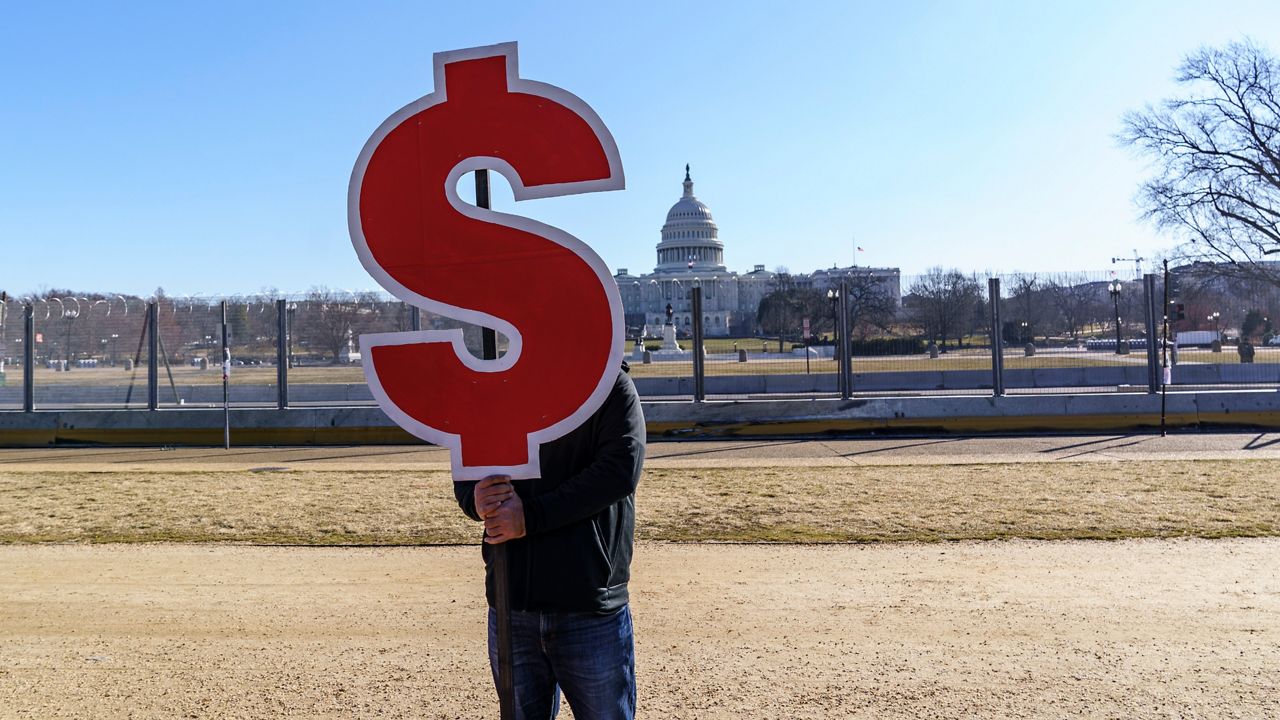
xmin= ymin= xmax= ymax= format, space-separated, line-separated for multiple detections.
xmin=664 ymin=194 xmax=714 ymax=223
xmin=655 ymin=165 xmax=725 ymax=273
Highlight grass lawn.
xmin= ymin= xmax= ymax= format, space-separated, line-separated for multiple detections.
xmin=2 ymin=460 xmax=1276 ymax=544
xmin=15 ymin=365 xmax=367 ymax=387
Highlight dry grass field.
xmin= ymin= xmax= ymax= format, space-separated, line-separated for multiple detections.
xmin=2 ymin=460 xmax=1277 ymax=545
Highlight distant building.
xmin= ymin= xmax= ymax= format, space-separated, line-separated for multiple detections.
xmin=614 ymin=166 xmax=900 ymax=337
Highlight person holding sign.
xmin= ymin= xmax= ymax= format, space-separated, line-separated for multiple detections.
xmin=348 ymin=41 xmax=637 ymax=719
xmin=456 ymin=362 xmax=645 ymax=720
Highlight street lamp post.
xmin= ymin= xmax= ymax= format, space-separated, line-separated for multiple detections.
xmin=63 ymin=308 xmax=79 ymax=369
xmin=1108 ymin=280 xmax=1123 ymax=354
xmin=1204 ymin=311 xmax=1223 ymax=353
xmin=670 ymin=279 xmax=684 ymax=340
xmin=826 ymin=289 xmax=839 ymax=347
xmin=287 ymin=302 xmax=298 ymax=367
xmin=630 ymin=281 xmax=642 ymax=340
xmin=776 ymin=298 xmax=785 ymax=354
xmin=647 ymin=280 xmax=659 ymax=336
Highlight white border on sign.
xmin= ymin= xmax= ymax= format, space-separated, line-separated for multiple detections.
xmin=349 ymin=42 xmax=626 ymax=482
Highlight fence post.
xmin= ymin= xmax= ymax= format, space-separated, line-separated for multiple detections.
xmin=691 ymin=287 xmax=705 ymax=402
xmin=1143 ymin=274 xmax=1159 ymax=394
xmin=833 ymin=293 xmax=844 ymax=398
xmin=147 ymin=301 xmax=158 ymax=411
xmin=23 ymin=303 xmax=34 ymax=412
xmin=988 ymin=277 xmax=1005 ymax=397
xmin=276 ymin=299 xmax=289 ymax=409
xmin=221 ymin=301 xmax=230 ymax=449
xmin=839 ymin=279 xmax=852 ymax=400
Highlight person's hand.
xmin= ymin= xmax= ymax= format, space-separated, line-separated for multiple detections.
xmin=483 ymin=490 xmax=526 ymax=544
xmin=474 ymin=475 xmax=514 ymax=519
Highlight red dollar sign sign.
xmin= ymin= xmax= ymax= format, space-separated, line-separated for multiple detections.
xmin=349 ymin=43 xmax=624 ymax=480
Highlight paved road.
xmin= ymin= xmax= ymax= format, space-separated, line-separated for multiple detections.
xmin=1 ymin=431 xmax=1278 ymax=472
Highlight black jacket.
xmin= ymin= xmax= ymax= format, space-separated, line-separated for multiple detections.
xmin=455 ymin=365 xmax=645 ymax=614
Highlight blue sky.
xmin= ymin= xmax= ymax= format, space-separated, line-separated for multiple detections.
xmin=3 ymin=1 xmax=1280 ymax=297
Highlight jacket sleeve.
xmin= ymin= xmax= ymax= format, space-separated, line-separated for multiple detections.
xmin=455 ymin=479 xmax=482 ymax=522
xmin=522 ymin=373 xmax=646 ymax=535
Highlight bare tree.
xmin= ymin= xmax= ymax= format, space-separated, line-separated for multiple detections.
xmin=843 ymin=272 xmax=898 ymax=339
xmin=756 ymin=290 xmax=803 ymax=344
xmin=1046 ymin=275 xmax=1102 ymax=339
xmin=1007 ymin=273 xmax=1046 ymax=342
xmin=905 ymin=267 xmax=982 ymax=348
xmin=757 ymin=275 xmax=815 ymax=347
xmin=298 ymin=288 xmax=375 ymax=364
xmin=1120 ymin=40 xmax=1280 ymax=285
xmin=245 ymin=290 xmax=284 ymax=355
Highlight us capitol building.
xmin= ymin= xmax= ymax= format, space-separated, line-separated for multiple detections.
xmin=613 ymin=166 xmax=901 ymax=337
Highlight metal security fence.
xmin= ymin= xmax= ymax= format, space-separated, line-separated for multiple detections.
xmin=0 ymin=299 xmax=25 ymax=410
xmin=17 ymin=297 xmax=152 ymax=410
xmin=2 ymin=270 xmax=1279 ymax=411
xmin=993 ymin=271 xmax=1159 ymax=394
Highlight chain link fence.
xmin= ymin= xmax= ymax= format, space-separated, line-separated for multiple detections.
xmin=2 ymin=269 xmax=1279 ymax=410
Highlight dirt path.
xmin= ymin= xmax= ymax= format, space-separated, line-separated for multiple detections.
xmin=2 ymin=539 xmax=1277 ymax=719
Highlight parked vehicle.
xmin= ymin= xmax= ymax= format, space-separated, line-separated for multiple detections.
xmin=1085 ymin=337 xmax=1154 ymax=351
xmin=1175 ymin=330 xmax=1218 ymax=347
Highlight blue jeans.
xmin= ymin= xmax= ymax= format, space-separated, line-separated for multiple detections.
xmin=487 ymin=605 xmax=635 ymax=720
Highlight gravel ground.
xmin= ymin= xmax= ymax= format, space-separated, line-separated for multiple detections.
xmin=2 ymin=539 xmax=1277 ymax=719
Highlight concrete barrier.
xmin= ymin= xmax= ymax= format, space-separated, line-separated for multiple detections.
xmin=643 ymin=392 xmax=1230 ymax=437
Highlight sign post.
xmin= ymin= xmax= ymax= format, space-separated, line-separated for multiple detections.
xmin=474 ymin=167 xmax=516 ymax=718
